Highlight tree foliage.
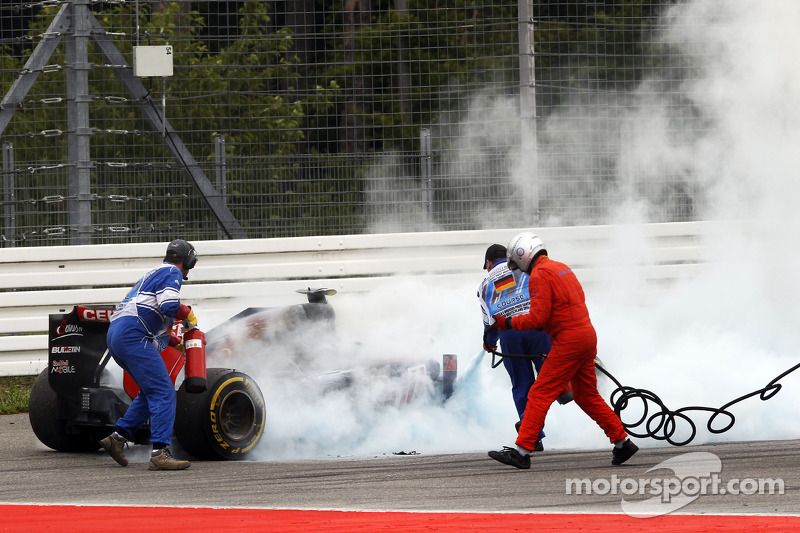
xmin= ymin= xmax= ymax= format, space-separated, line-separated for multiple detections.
xmin=0 ymin=0 xmax=676 ymax=242
xmin=0 ymin=1 xmax=341 ymax=240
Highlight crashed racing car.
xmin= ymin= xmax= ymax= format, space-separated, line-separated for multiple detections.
xmin=29 ymin=288 xmax=456 ymax=460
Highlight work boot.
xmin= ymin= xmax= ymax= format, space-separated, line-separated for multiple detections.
xmin=488 ymin=446 xmax=531 ymax=469
xmin=148 ymin=448 xmax=191 ymax=471
xmin=611 ymin=439 xmax=639 ymax=465
xmin=99 ymin=434 xmax=128 ymax=467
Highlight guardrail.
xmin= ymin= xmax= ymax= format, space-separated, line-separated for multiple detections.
xmin=0 ymin=221 xmax=714 ymax=377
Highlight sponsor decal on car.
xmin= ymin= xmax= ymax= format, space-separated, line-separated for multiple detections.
xmin=51 ymin=359 xmax=76 ymax=373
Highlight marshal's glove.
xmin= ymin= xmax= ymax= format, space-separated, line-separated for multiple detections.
xmin=175 ymin=304 xmax=197 ymax=329
xmin=490 ymin=314 xmax=512 ymax=332
xmin=184 ymin=308 xmax=197 ymax=329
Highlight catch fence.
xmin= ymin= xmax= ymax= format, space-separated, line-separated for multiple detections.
xmin=0 ymin=0 xmax=706 ymax=246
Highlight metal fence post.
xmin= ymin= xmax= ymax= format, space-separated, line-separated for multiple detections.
xmin=3 ymin=142 xmax=15 ymax=247
xmin=420 ymin=128 xmax=432 ymax=227
xmin=214 ymin=134 xmax=227 ymax=240
xmin=518 ymin=0 xmax=539 ymax=224
xmin=66 ymin=0 xmax=93 ymax=245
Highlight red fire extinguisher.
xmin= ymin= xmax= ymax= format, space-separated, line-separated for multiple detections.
xmin=183 ymin=328 xmax=208 ymax=393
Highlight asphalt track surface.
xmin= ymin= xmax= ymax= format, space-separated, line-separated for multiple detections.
xmin=2 ymin=413 xmax=799 ymax=531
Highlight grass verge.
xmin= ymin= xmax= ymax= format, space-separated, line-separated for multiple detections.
xmin=0 ymin=375 xmax=35 ymax=415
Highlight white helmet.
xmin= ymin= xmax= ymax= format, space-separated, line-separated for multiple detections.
xmin=506 ymin=232 xmax=547 ymax=273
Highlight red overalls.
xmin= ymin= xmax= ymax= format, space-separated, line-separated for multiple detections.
xmin=510 ymin=256 xmax=627 ymax=451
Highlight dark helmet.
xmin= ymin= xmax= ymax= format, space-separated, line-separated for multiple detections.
xmin=165 ymin=239 xmax=198 ymax=271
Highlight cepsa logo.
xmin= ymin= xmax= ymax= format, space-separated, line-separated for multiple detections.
xmin=77 ymin=307 xmax=114 ymax=322
xmin=51 ymin=359 xmax=76 ymax=373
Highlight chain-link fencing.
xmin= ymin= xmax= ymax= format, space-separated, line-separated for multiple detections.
xmin=1 ymin=0 xmax=710 ymax=246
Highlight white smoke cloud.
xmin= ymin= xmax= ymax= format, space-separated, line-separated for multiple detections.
xmin=201 ymin=279 xmax=524 ymax=460
xmin=577 ymin=0 xmax=800 ymax=447
xmin=194 ymin=1 xmax=800 ymax=461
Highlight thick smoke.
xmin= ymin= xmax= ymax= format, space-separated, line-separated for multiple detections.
xmin=202 ymin=280 xmax=519 ymax=460
xmin=545 ymin=0 xmax=800 ymax=448
xmin=197 ymin=1 xmax=800 ymax=460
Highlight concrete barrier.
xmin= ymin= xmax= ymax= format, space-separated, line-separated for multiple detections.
xmin=0 ymin=221 xmax=714 ymax=376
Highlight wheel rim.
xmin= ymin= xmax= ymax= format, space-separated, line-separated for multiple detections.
xmin=218 ymin=390 xmax=256 ymax=441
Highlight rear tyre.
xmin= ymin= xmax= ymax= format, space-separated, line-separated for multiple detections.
xmin=29 ymin=369 xmax=100 ymax=452
xmin=174 ymin=368 xmax=265 ymax=460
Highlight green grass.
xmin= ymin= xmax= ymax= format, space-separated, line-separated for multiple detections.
xmin=0 ymin=375 xmax=35 ymax=415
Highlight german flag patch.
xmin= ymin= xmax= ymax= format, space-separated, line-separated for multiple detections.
xmin=494 ymin=273 xmax=516 ymax=292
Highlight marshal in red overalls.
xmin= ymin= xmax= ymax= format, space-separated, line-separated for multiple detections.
xmin=509 ymin=255 xmax=628 ymax=451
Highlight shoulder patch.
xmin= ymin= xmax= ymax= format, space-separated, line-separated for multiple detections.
xmin=494 ymin=273 xmax=516 ymax=292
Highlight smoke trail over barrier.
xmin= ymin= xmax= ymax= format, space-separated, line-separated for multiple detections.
xmin=193 ymin=1 xmax=800 ymax=460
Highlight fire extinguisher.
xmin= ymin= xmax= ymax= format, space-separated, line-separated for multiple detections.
xmin=183 ymin=328 xmax=208 ymax=393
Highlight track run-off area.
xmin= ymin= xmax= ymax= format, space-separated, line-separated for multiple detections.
xmin=2 ymin=414 xmax=799 ymax=532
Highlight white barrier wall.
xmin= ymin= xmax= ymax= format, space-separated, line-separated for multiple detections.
xmin=0 ymin=221 xmax=713 ymax=376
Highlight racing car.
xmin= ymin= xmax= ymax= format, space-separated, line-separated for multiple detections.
xmin=29 ymin=288 xmax=456 ymax=460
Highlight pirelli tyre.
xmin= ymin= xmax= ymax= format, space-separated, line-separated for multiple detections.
xmin=28 ymin=369 xmax=100 ymax=452
xmin=174 ymin=368 xmax=265 ymax=460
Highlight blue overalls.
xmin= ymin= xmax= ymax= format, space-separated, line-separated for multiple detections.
xmin=478 ymin=259 xmax=551 ymax=430
xmin=107 ymin=263 xmax=183 ymax=446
